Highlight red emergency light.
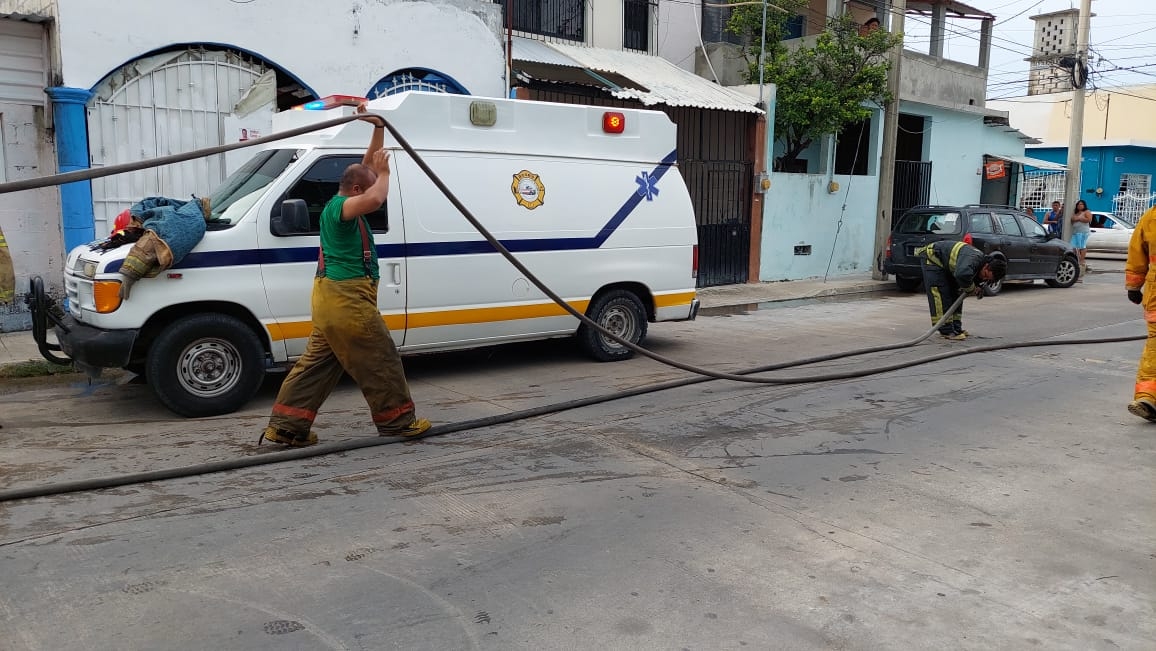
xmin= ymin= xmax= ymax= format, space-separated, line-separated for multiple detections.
xmin=295 ymin=95 xmax=368 ymax=111
xmin=602 ymin=111 xmax=625 ymax=134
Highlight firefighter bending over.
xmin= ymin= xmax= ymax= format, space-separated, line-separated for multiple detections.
xmin=1125 ymin=205 xmax=1156 ymax=422
xmin=260 ymin=104 xmax=431 ymax=447
xmin=915 ymin=241 xmax=1007 ymax=341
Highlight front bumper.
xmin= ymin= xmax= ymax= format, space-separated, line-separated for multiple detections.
xmin=56 ymin=315 xmax=139 ymax=368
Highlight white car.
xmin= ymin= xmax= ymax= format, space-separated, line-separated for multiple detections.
xmin=1087 ymin=211 xmax=1136 ymax=253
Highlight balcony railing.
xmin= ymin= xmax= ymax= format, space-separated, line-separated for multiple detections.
xmin=496 ymin=0 xmax=586 ymax=42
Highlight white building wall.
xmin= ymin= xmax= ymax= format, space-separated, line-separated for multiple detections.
xmin=0 ymin=19 xmax=62 ymax=330
xmin=656 ymin=0 xmax=702 ymax=73
xmin=589 ymin=0 xmax=623 ymax=50
xmin=52 ymin=0 xmax=507 ymax=98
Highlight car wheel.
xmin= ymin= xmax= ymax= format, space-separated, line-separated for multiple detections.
xmin=578 ymin=289 xmax=648 ymax=362
xmin=146 ymin=313 xmax=266 ymax=418
xmin=983 ymin=278 xmax=1003 ymax=297
xmin=1045 ymin=257 xmax=1079 ymax=288
xmin=895 ymin=275 xmax=922 ymax=292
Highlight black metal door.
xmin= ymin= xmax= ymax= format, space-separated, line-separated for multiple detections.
xmin=682 ymin=160 xmax=751 ymax=287
xmin=893 ymin=160 xmax=932 ymax=226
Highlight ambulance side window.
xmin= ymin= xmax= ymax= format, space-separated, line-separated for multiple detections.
xmin=271 ymin=155 xmax=388 ymax=235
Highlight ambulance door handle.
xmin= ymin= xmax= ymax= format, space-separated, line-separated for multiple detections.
xmin=387 ymin=263 xmax=402 ymax=287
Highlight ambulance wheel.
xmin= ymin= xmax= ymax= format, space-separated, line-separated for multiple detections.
xmin=579 ymin=289 xmax=648 ymax=362
xmin=147 ymin=313 xmax=266 ymax=418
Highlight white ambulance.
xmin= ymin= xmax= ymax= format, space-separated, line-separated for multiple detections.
xmin=30 ymin=92 xmax=700 ymax=418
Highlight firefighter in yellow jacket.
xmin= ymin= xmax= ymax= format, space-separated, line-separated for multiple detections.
xmin=1125 ymin=205 xmax=1156 ymax=421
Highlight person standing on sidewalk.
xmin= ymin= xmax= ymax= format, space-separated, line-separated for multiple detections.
xmin=1070 ymin=200 xmax=1093 ymax=281
xmin=1124 ymin=205 xmax=1156 ymax=421
xmin=1043 ymin=201 xmax=1063 ymax=235
xmin=261 ymin=104 xmax=431 ymax=447
xmin=915 ymin=240 xmax=1006 ymax=340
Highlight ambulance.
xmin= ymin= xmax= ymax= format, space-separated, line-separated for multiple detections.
xmin=28 ymin=92 xmax=701 ymax=418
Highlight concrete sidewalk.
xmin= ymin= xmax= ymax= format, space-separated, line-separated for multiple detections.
xmin=0 ymin=274 xmax=894 ymax=368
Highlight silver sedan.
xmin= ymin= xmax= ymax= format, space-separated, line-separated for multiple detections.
xmin=1087 ymin=211 xmax=1136 ymax=253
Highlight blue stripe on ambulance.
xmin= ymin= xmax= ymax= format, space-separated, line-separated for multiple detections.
xmin=103 ymin=150 xmax=678 ymax=274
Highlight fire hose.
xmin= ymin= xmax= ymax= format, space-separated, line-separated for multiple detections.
xmin=0 ymin=113 xmax=1145 ymax=502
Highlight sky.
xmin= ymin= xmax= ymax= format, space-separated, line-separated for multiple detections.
xmin=900 ymin=0 xmax=1156 ymax=99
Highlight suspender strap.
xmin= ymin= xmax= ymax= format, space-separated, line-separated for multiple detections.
xmin=316 ymin=217 xmax=376 ymax=278
xmin=357 ymin=217 xmax=375 ymax=277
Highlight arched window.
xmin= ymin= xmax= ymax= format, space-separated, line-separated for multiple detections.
xmin=367 ymin=68 xmax=469 ymax=98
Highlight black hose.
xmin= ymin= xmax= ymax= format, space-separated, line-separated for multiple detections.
xmin=0 ymin=330 xmax=1143 ymax=503
xmin=0 ymin=115 xmax=367 ymax=195
xmin=0 ymin=109 xmax=1145 ymax=503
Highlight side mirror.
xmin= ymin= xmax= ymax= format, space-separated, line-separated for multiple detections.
xmin=272 ymin=199 xmax=310 ymax=236
xmin=1045 ymin=232 xmax=1059 ymax=241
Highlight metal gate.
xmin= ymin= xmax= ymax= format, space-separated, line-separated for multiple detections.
xmin=523 ymin=88 xmax=755 ymax=287
xmin=87 ymin=48 xmax=276 ymax=235
xmin=1017 ymin=170 xmax=1066 ymax=213
xmin=892 ymin=160 xmax=932 ymax=223
xmin=1113 ymin=191 xmax=1156 ymax=224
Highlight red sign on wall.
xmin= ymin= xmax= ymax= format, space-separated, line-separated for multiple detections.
xmin=985 ymin=159 xmax=1007 ymax=180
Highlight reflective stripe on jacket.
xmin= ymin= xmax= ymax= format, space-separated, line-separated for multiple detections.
xmin=915 ymin=240 xmax=984 ymax=293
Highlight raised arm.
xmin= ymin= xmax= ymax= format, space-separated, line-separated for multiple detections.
xmin=356 ymin=101 xmax=386 ymax=166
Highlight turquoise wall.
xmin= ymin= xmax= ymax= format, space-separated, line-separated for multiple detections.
xmin=758 ymin=101 xmax=1027 ymax=281
xmin=760 ymin=173 xmax=880 ymax=280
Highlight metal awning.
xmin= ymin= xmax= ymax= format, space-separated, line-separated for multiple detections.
xmin=510 ymin=37 xmax=762 ymax=114
xmin=988 ymin=153 xmax=1067 ymax=171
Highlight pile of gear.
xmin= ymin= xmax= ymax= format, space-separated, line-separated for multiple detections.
xmin=90 ymin=196 xmax=210 ymax=300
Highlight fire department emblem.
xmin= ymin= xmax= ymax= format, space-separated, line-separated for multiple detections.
xmin=511 ymin=170 xmax=545 ymax=210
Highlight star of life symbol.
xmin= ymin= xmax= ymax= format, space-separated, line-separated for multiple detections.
xmin=635 ymin=171 xmax=659 ymax=201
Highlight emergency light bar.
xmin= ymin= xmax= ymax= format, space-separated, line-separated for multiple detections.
xmin=294 ymin=95 xmax=369 ymax=111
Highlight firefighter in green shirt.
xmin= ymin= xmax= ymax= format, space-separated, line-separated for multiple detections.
xmin=261 ymin=104 xmax=430 ymax=447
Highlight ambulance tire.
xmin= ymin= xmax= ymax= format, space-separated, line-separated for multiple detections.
xmin=579 ymin=289 xmax=648 ymax=362
xmin=147 ymin=313 xmax=266 ymax=418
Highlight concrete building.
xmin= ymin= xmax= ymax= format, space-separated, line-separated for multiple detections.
xmin=1026 ymin=8 xmax=1083 ymax=97
xmin=691 ymin=0 xmax=1042 ymax=281
xmin=0 ymin=0 xmax=507 ymax=329
xmin=989 ymin=84 xmax=1156 ymax=222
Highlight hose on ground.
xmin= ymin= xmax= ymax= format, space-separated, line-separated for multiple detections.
xmin=0 ymin=110 xmax=1145 ymax=503
xmin=0 ymin=327 xmax=1143 ymax=504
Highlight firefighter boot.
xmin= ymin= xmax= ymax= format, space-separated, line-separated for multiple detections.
xmin=1127 ymin=399 xmax=1156 ymax=423
xmin=259 ymin=427 xmax=319 ymax=447
xmin=379 ymin=418 xmax=432 ymax=438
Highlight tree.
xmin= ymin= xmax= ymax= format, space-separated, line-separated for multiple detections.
xmin=727 ymin=8 xmax=901 ymax=171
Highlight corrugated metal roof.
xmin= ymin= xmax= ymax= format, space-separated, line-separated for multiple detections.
xmin=510 ymin=36 xmax=581 ymax=67
xmin=513 ymin=40 xmax=763 ymax=114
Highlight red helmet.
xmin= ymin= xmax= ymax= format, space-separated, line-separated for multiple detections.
xmin=113 ymin=210 xmax=132 ymax=234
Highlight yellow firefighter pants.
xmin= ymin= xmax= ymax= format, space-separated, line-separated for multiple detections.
xmin=1135 ymin=322 xmax=1156 ymax=403
xmin=267 ymin=277 xmax=416 ymax=435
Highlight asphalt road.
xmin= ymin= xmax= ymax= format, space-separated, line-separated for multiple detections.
xmin=1 ymin=268 xmax=1152 ymax=650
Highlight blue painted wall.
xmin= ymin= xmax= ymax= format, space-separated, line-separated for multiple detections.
xmin=900 ymin=101 xmax=1027 ymax=207
xmin=1026 ymin=145 xmax=1156 ymax=213
xmin=759 ymin=101 xmax=1027 ymax=281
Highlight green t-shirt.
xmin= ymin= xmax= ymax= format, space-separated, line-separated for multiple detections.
xmin=319 ymin=195 xmax=379 ymax=281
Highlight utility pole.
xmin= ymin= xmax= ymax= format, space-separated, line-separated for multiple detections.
xmin=1062 ymin=0 xmax=1093 ymax=242
xmin=872 ymin=0 xmax=906 ymax=280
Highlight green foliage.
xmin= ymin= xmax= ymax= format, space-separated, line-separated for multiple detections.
xmin=727 ymin=8 xmax=901 ymax=170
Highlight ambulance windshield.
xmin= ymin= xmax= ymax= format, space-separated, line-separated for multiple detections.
xmin=207 ymin=148 xmax=301 ymax=226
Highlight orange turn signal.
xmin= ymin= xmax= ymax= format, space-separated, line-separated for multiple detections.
xmin=93 ymin=280 xmax=123 ymax=313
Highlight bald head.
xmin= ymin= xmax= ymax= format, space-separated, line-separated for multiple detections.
xmin=339 ymin=163 xmax=377 ymax=195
